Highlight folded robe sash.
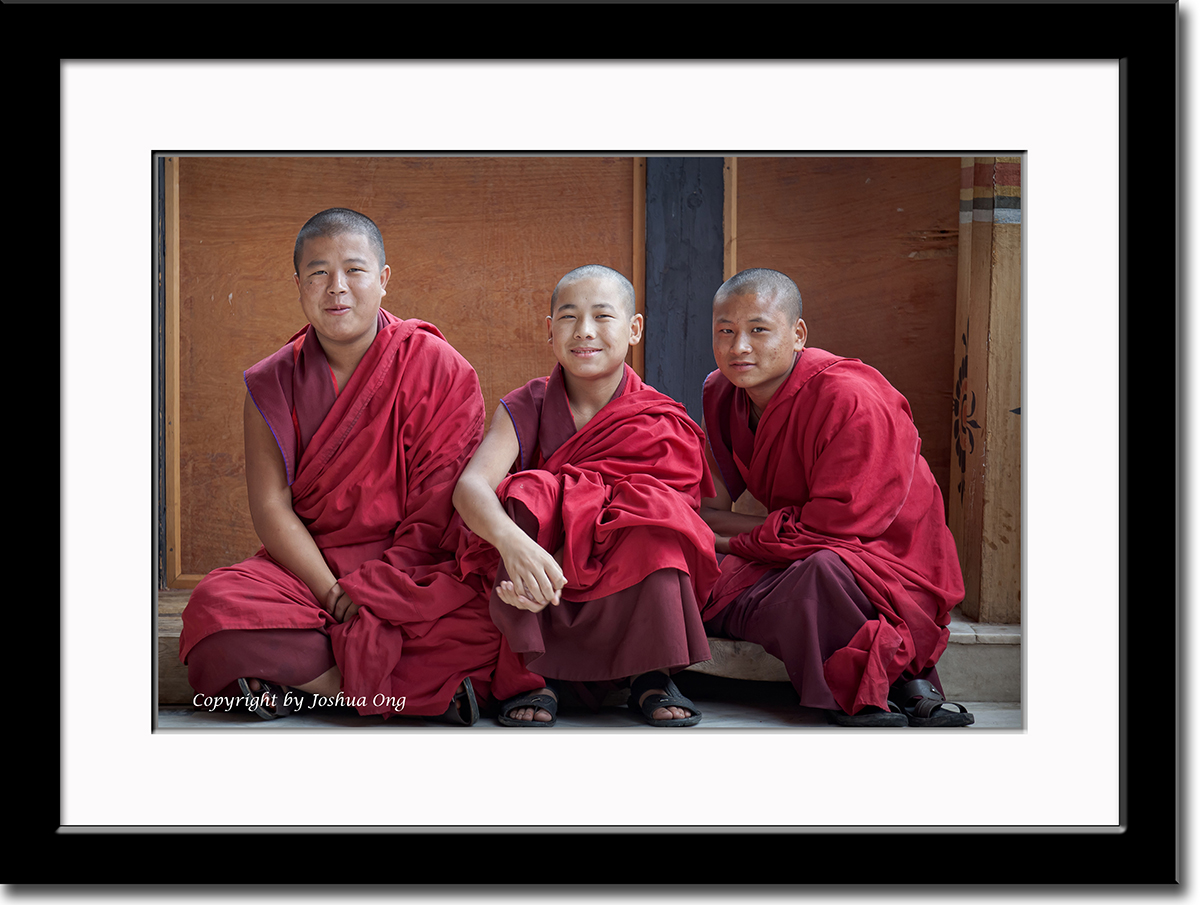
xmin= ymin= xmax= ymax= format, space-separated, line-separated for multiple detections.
xmin=703 ymin=348 xmax=965 ymax=715
xmin=459 ymin=364 xmax=720 ymax=608
xmin=179 ymin=309 xmax=493 ymax=714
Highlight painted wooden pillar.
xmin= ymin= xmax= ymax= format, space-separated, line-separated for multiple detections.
xmin=949 ymin=157 xmax=1022 ymax=623
xmin=644 ymin=157 xmax=726 ymax=424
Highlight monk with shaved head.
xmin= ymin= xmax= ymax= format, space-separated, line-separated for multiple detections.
xmin=700 ymin=268 xmax=973 ymax=727
xmin=179 ymin=208 xmax=500 ymax=724
xmin=454 ymin=265 xmax=718 ymax=727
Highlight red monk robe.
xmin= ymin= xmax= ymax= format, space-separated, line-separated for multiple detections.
xmin=179 ymin=309 xmax=500 ymax=717
xmin=703 ymin=348 xmax=964 ymax=716
xmin=459 ymin=364 xmax=718 ymax=688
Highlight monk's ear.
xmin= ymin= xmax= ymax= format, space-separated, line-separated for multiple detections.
xmin=546 ymin=314 xmax=554 ymax=342
xmin=795 ymin=318 xmax=808 ymax=351
xmin=628 ymin=313 xmax=644 ymax=346
xmin=378 ymin=264 xmax=391 ymax=296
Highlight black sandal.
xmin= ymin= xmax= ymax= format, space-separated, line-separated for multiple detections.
xmin=497 ymin=682 xmax=558 ymax=727
xmin=891 ymin=678 xmax=974 ymax=727
xmin=826 ymin=701 xmax=908 ymax=727
xmin=628 ymin=672 xmax=702 ymax=727
xmin=237 ymin=678 xmax=293 ymax=721
xmin=439 ymin=677 xmax=480 ymax=726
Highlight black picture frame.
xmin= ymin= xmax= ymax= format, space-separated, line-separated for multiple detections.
xmin=33 ymin=0 xmax=1178 ymax=890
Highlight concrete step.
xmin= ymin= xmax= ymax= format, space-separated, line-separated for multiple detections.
xmin=158 ymin=594 xmax=1019 ymax=704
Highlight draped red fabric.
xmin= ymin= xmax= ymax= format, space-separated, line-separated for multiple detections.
xmin=179 ymin=310 xmax=500 ymax=716
xmin=703 ymin=348 xmax=964 ymax=715
xmin=459 ymin=364 xmax=720 ymax=607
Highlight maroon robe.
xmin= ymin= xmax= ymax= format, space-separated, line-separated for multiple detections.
xmin=179 ymin=309 xmax=501 ymax=716
xmin=459 ymin=364 xmax=717 ymax=685
xmin=703 ymin=348 xmax=964 ymax=714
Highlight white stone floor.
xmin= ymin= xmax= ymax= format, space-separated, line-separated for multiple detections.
xmin=156 ymin=671 xmax=1021 ymax=731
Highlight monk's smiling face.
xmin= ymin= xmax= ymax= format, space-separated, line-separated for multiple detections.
xmin=547 ymin=276 xmax=643 ymax=383
xmin=294 ymin=231 xmax=391 ymax=353
xmin=713 ymin=289 xmax=808 ymax=409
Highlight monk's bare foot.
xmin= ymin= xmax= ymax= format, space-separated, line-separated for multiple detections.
xmin=637 ymin=687 xmax=693 ymax=723
xmin=506 ymin=686 xmax=557 ymax=722
xmin=628 ymin=671 xmax=702 ymax=726
xmin=452 ymin=681 xmax=474 ymax=719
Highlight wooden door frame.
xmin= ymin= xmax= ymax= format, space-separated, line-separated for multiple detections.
xmin=159 ymin=156 xmax=197 ymax=589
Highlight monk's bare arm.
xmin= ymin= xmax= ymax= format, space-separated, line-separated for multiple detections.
xmin=243 ymin=393 xmax=355 ymax=621
xmin=698 ymin=426 xmax=766 ymax=554
xmin=452 ymin=405 xmax=566 ymax=611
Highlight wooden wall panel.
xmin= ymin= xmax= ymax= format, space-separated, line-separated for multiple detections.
xmin=175 ymin=156 xmax=635 ymax=582
xmin=733 ymin=157 xmax=961 ymax=512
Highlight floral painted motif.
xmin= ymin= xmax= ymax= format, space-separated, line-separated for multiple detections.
xmin=953 ymin=321 xmax=981 ymax=501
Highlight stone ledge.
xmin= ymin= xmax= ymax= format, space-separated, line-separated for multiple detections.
xmin=687 ymin=639 xmax=790 ymax=683
xmin=946 ymin=612 xmax=1022 ymax=645
xmin=687 ymin=611 xmax=1021 ymax=703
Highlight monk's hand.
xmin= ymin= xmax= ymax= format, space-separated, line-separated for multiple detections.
xmin=324 ymin=582 xmax=360 ymax=623
xmin=496 ymin=580 xmax=552 ymax=613
xmin=323 ymin=582 xmax=344 ymax=615
xmin=714 ymin=535 xmax=732 ymax=555
xmin=498 ymin=533 xmax=566 ymax=609
xmin=333 ymin=596 xmax=360 ymax=623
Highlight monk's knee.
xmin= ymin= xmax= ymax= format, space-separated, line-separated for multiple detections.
xmin=799 ymin=549 xmax=851 ymax=577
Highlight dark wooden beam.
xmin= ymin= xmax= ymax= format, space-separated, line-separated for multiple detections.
xmin=643 ymin=157 xmax=725 ymax=424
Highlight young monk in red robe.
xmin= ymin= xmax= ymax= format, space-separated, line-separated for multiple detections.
xmin=700 ymin=268 xmax=973 ymax=727
xmin=453 ymin=265 xmax=719 ymax=727
xmin=179 ymin=209 xmax=497 ymax=724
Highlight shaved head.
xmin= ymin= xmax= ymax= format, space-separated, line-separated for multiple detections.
xmin=714 ymin=268 xmax=802 ymax=323
xmin=551 ymin=265 xmax=636 ymax=318
xmin=294 ymin=208 xmax=386 ymax=275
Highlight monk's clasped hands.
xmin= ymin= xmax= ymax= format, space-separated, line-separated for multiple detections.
xmin=495 ymin=535 xmax=567 ymax=612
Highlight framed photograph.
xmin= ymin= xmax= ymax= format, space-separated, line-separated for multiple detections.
xmin=44 ymin=0 xmax=1178 ymax=889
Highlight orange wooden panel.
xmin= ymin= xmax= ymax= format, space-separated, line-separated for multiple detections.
xmin=177 ymin=156 xmax=634 ymax=578
xmin=734 ymin=156 xmax=961 ymax=511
